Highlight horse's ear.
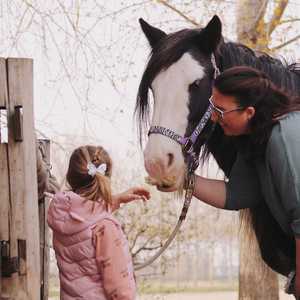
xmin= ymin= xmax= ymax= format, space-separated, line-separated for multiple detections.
xmin=139 ymin=18 xmax=167 ymax=48
xmin=199 ymin=15 xmax=222 ymax=54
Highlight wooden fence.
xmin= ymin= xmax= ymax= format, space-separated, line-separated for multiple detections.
xmin=0 ymin=58 xmax=49 ymax=300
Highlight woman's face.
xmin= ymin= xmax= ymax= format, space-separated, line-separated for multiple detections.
xmin=210 ymin=88 xmax=255 ymax=136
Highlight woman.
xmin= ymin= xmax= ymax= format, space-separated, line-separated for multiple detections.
xmin=191 ymin=66 xmax=300 ymax=298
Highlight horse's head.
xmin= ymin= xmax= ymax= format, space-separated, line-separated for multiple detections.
xmin=136 ymin=16 xmax=222 ymax=191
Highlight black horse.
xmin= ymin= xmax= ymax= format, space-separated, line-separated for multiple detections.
xmin=135 ymin=15 xmax=300 ymax=276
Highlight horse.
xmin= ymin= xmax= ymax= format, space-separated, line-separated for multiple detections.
xmin=135 ymin=15 xmax=300 ymax=276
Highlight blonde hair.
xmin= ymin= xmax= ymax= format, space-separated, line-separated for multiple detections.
xmin=66 ymin=145 xmax=112 ymax=206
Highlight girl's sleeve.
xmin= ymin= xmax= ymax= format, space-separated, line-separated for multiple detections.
xmin=225 ymin=153 xmax=263 ymax=210
xmin=93 ymin=219 xmax=136 ymax=300
xmin=267 ymin=119 xmax=300 ymax=237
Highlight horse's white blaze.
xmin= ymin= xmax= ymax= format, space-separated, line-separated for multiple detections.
xmin=144 ymin=53 xmax=205 ymax=186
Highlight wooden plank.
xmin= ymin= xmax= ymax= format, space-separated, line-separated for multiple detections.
xmin=0 ymin=58 xmax=7 ymax=108
xmin=0 ymin=145 xmax=9 ymax=241
xmin=6 ymin=58 xmax=40 ymax=300
xmin=0 ymin=57 xmax=8 ymax=298
xmin=38 ymin=139 xmax=50 ymax=300
xmin=0 ymin=144 xmax=10 ymax=299
xmin=0 ymin=58 xmax=8 ymax=144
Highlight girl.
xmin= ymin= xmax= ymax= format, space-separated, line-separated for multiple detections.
xmin=47 ymin=145 xmax=150 ymax=300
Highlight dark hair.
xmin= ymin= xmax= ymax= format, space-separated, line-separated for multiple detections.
xmin=214 ymin=66 xmax=300 ymax=146
xmin=66 ymin=145 xmax=112 ymax=205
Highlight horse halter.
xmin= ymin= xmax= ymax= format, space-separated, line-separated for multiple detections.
xmin=134 ymin=54 xmax=220 ymax=271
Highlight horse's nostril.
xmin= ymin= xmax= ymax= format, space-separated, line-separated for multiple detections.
xmin=167 ymin=153 xmax=174 ymax=167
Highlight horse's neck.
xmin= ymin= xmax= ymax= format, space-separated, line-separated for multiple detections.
xmin=219 ymin=42 xmax=300 ymax=96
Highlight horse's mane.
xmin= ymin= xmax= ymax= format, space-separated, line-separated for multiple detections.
xmin=219 ymin=42 xmax=300 ymax=95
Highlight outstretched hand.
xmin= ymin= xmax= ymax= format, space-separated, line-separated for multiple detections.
xmin=117 ymin=187 xmax=150 ymax=204
xmin=112 ymin=187 xmax=150 ymax=211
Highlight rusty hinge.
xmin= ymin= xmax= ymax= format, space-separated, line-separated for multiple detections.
xmin=0 ymin=241 xmax=19 ymax=277
xmin=0 ymin=240 xmax=26 ymax=278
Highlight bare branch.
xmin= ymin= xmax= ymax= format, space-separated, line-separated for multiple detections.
xmin=82 ymin=1 xmax=151 ymax=39
xmin=9 ymin=5 xmax=31 ymax=51
xmin=129 ymin=227 xmax=146 ymax=251
xmin=132 ymin=233 xmax=161 ymax=258
xmin=132 ymin=240 xmax=161 ymax=258
xmin=155 ymin=0 xmax=199 ymax=26
xmin=56 ymin=0 xmax=78 ymax=34
xmin=279 ymin=18 xmax=300 ymax=25
xmin=271 ymin=33 xmax=300 ymax=51
xmin=75 ymin=0 xmax=80 ymax=30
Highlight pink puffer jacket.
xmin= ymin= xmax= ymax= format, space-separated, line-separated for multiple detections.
xmin=47 ymin=191 xmax=136 ymax=300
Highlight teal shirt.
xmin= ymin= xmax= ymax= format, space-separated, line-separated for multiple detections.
xmin=225 ymin=112 xmax=300 ymax=237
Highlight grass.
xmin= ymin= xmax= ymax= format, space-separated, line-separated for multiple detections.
xmin=49 ymin=278 xmax=238 ymax=298
xmin=137 ymin=280 xmax=238 ymax=294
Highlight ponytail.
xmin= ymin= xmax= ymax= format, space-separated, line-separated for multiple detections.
xmin=66 ymin=145 xmax=113 ymax=206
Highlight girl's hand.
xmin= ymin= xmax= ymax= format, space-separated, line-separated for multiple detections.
xmin=117 ymin=187 xmax=150 ymax=204
xmin=112 ymin=187 xmax=150 ymax=210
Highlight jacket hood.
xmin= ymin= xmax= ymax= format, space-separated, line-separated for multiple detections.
xmin=47 ymin=191 xmax=109 ymax=235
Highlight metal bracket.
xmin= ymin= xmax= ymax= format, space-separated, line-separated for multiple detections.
xmin=13 ymin=105 xmax=23 ymax=142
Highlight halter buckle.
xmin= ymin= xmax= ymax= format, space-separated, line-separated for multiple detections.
xmin=182 ymin=138 xmax=193 ymax=154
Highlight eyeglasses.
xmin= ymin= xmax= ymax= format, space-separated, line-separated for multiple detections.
xmin=208 ymin=96 xmax=244 ymax=120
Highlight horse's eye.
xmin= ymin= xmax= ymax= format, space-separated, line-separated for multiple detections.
xmin=192 ymin=79 xmax=202 ymax=88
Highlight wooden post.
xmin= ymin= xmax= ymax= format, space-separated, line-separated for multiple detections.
xmin=38 ymin=139 xmax=50 ymax=300
xmin=0 ymin=58 xmax=40 ymax=300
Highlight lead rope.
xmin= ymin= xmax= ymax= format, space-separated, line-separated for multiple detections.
xmin=134 ymin=172 xmax=195 ymax=271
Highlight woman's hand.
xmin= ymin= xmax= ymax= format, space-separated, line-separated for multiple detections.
xmin=112 ymin=187 xmax=150 ymax=210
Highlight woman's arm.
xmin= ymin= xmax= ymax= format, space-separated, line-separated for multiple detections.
xmin=193 ymin=153 xmax=262 ymax=210
xmin=193 ymin=175 xmax=226 ymax=208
